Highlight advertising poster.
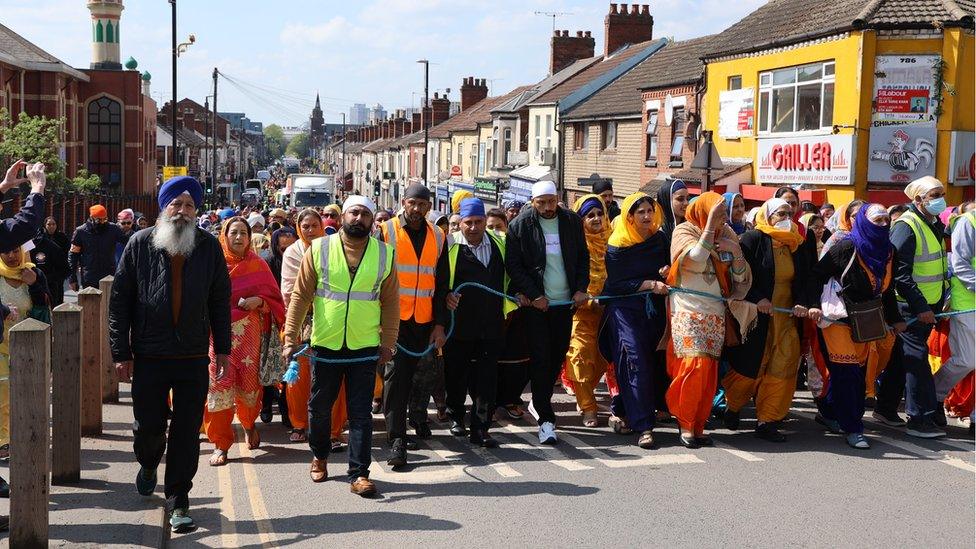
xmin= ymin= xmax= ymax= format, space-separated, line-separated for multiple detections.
xmin=867 ymin=124 xmax=937 ymax=183
xmin=948 ymin=131 xmax=975 ymax=185
xmin=872 ymin=55 xmax=939 ymax=126
xmin=756 ymin=134 xmax=854 ymax=185
xmin=718 ymin=88 xmax=755 ymax=138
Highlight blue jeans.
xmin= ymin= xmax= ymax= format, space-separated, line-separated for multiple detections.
xmin=309 ymin=347 xmax=378 ymax=482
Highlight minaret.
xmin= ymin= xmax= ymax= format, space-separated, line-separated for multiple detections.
xmin=310 ymin=93 xmax=325 ymax=146
xmin=88 ymin=0 xmax=124 ymax=70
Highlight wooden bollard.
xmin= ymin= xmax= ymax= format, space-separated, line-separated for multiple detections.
xmin=9 ymin=318 xmax=52 ymax=548
xmin=77 ymin=287 xmax=102 ymax=436
xmin=99 ymin=275 xmax=118 ymax=403
xmin=51 ymin=303 xmax=83 ymax=485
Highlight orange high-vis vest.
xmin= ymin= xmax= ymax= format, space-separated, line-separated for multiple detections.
xmin=381 ymin=216 xmax=444 ymax=322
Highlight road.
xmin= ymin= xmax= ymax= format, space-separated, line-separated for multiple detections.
xmin=15 ymin=384 xmax=976 ymax=548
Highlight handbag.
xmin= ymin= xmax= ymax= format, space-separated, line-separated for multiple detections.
xmin=818 ymin=251 xmax=857 ymax=328
xmin=846 ymin=297 xmax=887 ymax=343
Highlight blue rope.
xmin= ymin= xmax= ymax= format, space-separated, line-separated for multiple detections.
xmin=282 ymin=281 xmax=976 ymax=375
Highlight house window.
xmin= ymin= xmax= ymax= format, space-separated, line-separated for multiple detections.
xmin=670 ymin=107 xmax=686 ymax=166
xmin=87 ymin=96 xmax=122 ymax=187
xmin=503 ymin=128 xmax=512 ymax=165
xmin=573 ymin=123 xmax=587 ymax=150
xmin=544 ymin=114 xmax=553 ymax=149
xmin=534 ymin=115 xmax=541 ymax=155
xmin=729 ymin=75 xmax=742 ymax=90
xmin=758 ymin=61 xmax=835 ymax=134
xmin=602 ymin=121 xmax=617 ymax=150
xmin=645 ymin=109 xmax=658 ymax=163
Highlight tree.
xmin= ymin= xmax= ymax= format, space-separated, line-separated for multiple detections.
xmin=70 ymin=169 xmax=102 ymax=194
xmin=0 ymin=108 xmax=65 ymax=185
xmin=285 ymin=132 xmax=309 ymax=158
xmin=264 ymin=124 xmax=286 ymax=160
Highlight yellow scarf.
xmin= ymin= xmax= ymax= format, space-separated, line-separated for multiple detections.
xmin=608 ymin=192 xmax=661 ymax=248
xmin=573 ymin=194 xmax=611 ymax=294
xmin=756 ymin=198 xmax=805 ymax=252
xmin=0 ymin=246 xmax=36 ymax=281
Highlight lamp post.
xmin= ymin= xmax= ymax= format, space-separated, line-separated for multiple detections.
xmin=341 ymin=112 xmax=346 ymax=193
xmin=417 ymin=59 xmax=429 ymax=183
xmin=169 ymin=0 xmax=194 ymax=167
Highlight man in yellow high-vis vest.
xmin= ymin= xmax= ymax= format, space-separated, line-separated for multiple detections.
xmin=875 ymin=176 xmax=949 ymax=439
xmin=283 ymin=195 xmax=400 ymax=498
xmin=934 ymin=208 xmax=975 ymax=424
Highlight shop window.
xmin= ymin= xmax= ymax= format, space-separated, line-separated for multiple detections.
xmin=728 ymin=75 xmax=742 ymax=90
xmin=758 ymin=61 xmax=835 ymax=134
xmin=670 ymin=107 xmax=686 ymax=166
xmin=87 ymin=96 xmax=121 ymax=187
xmin=645 ymin=109 xmax=658 ymax=164
xmin=602 ymin=121 xmax=617 ymax=150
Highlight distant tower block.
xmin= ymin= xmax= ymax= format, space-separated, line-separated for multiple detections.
xmin=89 ymin=0 xmax=125 ymax=70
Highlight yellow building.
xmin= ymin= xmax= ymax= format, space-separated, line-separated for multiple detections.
xmin=702 ymin=0 xmax=974 ymax=206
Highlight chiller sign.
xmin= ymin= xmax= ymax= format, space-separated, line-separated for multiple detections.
xmin=757 ymin=134 xmax=854 ymax=185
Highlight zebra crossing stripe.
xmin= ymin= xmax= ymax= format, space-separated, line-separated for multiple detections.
xmin=498 ymin=423 xmax=594 ymax=471
xmin=556 ymin=431 xmax=704 ymax=468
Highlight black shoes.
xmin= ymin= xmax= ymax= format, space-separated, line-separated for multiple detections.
xmin=411 ymin=421 xmax=433 ymax=440
xmin=469 ymin=430 xmax=498 ymax=448
xmin=755 ymin=422 xmax=786 ymax=442
xmin=678 ymin=433 xmax=700 ymax=449
xmin=694 ymin=435 xmax=714 ymax=447
xmin=449 ymin=421 xmax=467 ymax=437
xmin=723 ymin=408 xmax=740 ymax=431
xmin=387 ymin=438 xmax=407 ymax=468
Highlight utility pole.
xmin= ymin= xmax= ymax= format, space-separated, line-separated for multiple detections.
xmin=212 ymin=68 xmax=218 ymax=193
xmin=418 ymin=59 xmax=429 ymax=183
xmin=203 ymin=97 xmax=209 ymax=186
xmin=341 ymin=112 xmax=346 ymax=190
xmin=170 ymin=0 xmax=177 ymax=166
xmin=239 ymin=118 xmax=244 ymax=184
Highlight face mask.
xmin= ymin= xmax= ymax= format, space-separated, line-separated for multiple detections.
xmin=924 ymin=197 xmax=947 ymax=216
xmin=774 ymin=219 xmax=792 ymax=231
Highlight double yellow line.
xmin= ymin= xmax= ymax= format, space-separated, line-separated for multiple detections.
xmin=215 ymin=426 xmax=277 ymax=548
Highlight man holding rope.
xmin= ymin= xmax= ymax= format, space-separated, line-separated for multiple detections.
xmin=282 ymin=195 xmax=398 ymax=497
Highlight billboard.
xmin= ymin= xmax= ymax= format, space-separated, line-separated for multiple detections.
xmin=867 ymin=124 xmax=937 ymax=184
xmin=756 ymin=134 xmax=854 ymax=185
xmin=718 ymin=88 xmax=755 ymax=139
xmin=872 ymin=55 xmax=939 ymax=127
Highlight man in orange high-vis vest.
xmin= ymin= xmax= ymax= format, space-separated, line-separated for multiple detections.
xmin=378 ymin=182 xmax=446 ymax=468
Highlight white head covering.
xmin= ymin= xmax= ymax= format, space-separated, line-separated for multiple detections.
xmin=904 ymin=176 xmax=943 ymax=199
xmin=342 ymin=195 xmax=376 ymax=214
xmin=745 ymin=207 xmax=761 ymax=225
xmin=246 ymin=212 xmax=265 ymax=228
xmin=763 ymin=197 xmax=790 ymax=218
xmin=531 ymin=181 xmax=557 ymax=199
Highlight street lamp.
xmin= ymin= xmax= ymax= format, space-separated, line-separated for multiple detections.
xmin=417 ymin=59 xmax=429 ymax=183
xmin=169 ymin=0 xmax=194 ymax=168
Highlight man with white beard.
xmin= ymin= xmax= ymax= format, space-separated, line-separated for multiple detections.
xmin=109 ymin=176 xmax=231 ymax=534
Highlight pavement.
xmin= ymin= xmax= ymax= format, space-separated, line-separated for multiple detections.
xmin=1 ymin=382 xmax=972 ymax=548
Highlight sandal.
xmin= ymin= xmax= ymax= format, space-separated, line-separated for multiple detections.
xmin=209 ymin=449 xmax=228 ymax=467
xmin=609 ymin=415 xmax=633 ymax=435
xmin=245 ymin=427 xmax=261 ymax=450
xmin=637 ymin=430 xmax=655 ymax=449
xmin=582 ymin=411 xmax=599 ymax=428
xmin=289 ymin=429 xmax=307 ymax=443
xmin=505 ymin=405 xmax=524 ymax=420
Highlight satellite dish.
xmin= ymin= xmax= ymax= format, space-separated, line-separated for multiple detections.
xmin=663 ymin=94 xmax=674 ymax=126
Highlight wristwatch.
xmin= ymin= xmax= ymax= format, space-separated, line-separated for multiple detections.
xmin=389 ymin=346 xmax=398 ymax=357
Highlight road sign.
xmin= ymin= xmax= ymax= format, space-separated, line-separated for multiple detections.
xmin=162 ymin=166 xmax=188 ymax=179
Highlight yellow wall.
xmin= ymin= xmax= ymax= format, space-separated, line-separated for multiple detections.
xmin=450 ymin=130 xmax=480 ymax=180
xmin=478 ymin=125 xmax=494 ymax=174
xmin=704 ymin=30 xmax=975 ymax=205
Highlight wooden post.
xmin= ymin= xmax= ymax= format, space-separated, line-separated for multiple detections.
xmin=99 ymin=275 xmax=118 ymax=403
xmin=78 ymin=287 xmax=102 ymax=436
xmin=51 ymin=303 xmax=83 ymax=485
xmin=9 ymin=319 xmax=52 ymax=548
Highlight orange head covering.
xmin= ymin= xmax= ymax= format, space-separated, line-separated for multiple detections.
xmin=89 ymin=204 xmax=107 ymax=219
xmin=670 ymin=191 xmax=732 ymax=296
xmin=756 ymin=198 xmax=805 ymax=252
xmin=219 ymin=216 xmax=252 ymax=264
xmin=684 ymin=191 xmax=725 ymax=234
xmin=296 ymin=208 xmax=324 ymax=247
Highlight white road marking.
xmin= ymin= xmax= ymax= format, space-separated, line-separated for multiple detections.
xmin=498 ymin=423 xmax=594 ymax=471
xmin=467 ymin=444 xmax=523 ymax=478
xmin=557 ymin=431 xmax=704 ymax=468
xmin=713 ymin=441 xmax=765 ymax=462
xmin=868 ymin=435 xmax=976 ymax=473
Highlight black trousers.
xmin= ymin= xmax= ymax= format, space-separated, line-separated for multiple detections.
xmin=444 ymin=338 xmax=500 ymax=432
xmin=523 ymin=306 xmax=575 ymax=425
xmin=409 ymin=352 xmax=445 ymax=425
xmin=131 ymin=357 xmax=209 ymax=510
xmin=383 ymin=319 xmax=431 ymax=441
xmin=497 ymin=361 xmax=529 ymax=407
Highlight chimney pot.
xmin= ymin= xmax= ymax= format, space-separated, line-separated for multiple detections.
xmin=585 ymin=30 xmax=591 ymax=37
xmin=563 ymin=30 xmax=570 ymax=36
xmin=641 ymin=4 xmax=649 ymax=15
xmin=553 ymin=29 xmax=560 ymax=37
xmin=576 ymin=30 xmax=583 ymax=37
xmin=610 ymin=3 xmax=618 ymax=14
xmin=631 ymin=4 xmax=639 ymax=14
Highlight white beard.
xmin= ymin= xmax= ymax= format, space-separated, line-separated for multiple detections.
xmin=152 ymin=213 xmax=198 ymax=256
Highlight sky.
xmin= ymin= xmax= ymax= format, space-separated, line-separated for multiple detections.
xmin=2 ymin=0 xmax=766 ymax=127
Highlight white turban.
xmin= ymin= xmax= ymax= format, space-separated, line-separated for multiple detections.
xmin=342 ymin=195 xmax=376 ymax=214
xmin=531 ymin=181 xmax=557 ymax=199
xmin=763 ymin=197 xmax=789 ymax=218
xmin=246 ymin=212 xmax=265 ymax=228
xmin=904 ymin=176 xmax=943 ymax=199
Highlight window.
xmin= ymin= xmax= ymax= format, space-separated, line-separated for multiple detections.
xmin=645 ymin=109 xmax=659 ymax=163
xmin=573 ymin=123 xmax=587 ymax=150
xmin=728 ymin=75 xmax=742 ymax=90
xmin=544 ymin=114 xmax=553 ymax=149
xmin=602 ymin=121 xmax=617 ymax=150
xmin=503 ymin=128 xmax=512 ymax=165
xmin=87 ymin=96 xmax=121 ymax=187
xmin=534 ymin=115 xmax=541 ymax=155
xmin=491 ymin=128 xmax=498 ymax=166
xmin=670 ymin=107 xmax=686 ymax=166
xmin=759 ymin=61 xmax=835 ymax=134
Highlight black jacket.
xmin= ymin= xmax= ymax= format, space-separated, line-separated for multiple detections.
xmin=434 ymin=234 xmax=506 ymax=341
xmin=813 ymin=238 xmax=903 ymax=325
xmin=504 ymin=207 xmax=589 ymax=301
xmin=69 ymin=220 xmax=129 ymax=288
xmin=109 ymin=227 xmax=231 ymax=362
xmin=0 ymin=192 xmax=45 ymax=336
xmin=739 ymin=229 xmax=818 ymax=308
xmin=31 ymin=230 xmax=70 ymax=283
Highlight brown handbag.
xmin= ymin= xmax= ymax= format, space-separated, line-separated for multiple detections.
xmin=846 ymin=297 xmax=887 ymax=343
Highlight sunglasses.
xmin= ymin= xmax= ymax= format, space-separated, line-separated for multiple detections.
xmin=323 ymin=212 xmax=339 ymax=219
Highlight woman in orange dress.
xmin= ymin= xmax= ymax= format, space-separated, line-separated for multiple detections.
xmin=205 ymin=217 xmax=286 ymax=465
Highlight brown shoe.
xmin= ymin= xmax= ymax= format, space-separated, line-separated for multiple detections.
xmin=350 ymin=476 xmax=377 ymax=497
xmin=309 ymin=458 xmax=328 ymax=483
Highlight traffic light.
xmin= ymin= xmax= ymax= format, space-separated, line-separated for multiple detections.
xmin=373 ymin=179 xmax=381 ymax=197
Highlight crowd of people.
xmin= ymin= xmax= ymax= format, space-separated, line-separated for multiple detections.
xmin=0 ymin=159 xmax=971 ymax=534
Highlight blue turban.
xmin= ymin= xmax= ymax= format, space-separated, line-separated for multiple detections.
xmin=576 ymin=196 xmax=603 ymax=218
xmin=158 ymin=176 xmax=203 ymax=211
xmin=218 ymin=207 xmax=236 ymax=221
xmin=458 ymin=197 xmax=486 ymax=219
